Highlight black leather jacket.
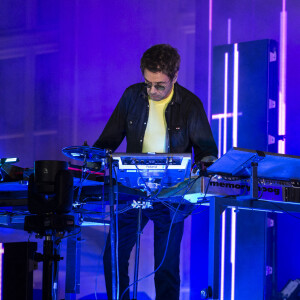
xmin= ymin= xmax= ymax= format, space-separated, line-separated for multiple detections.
xmin=94 ymin=82 xmax=217 ymax=162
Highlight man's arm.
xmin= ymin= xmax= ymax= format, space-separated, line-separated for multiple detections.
xmin=188 ymin=100 xmax=218 ymax=163
xmin=93 ymin=91 xmax=129 ymax=152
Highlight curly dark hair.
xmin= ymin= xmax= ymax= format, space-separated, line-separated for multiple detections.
xmin=140 ymin=44 xmax=181 ymax=80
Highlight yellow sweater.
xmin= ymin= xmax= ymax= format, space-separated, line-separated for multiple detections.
xmin=142 ymin=88 xmax=174 ymax=153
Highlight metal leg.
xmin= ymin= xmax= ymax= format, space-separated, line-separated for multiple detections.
xmin=108 ymin=155 xmax=118 ymax=300
xmin=65 ymin=231 xmax=81 ymax=299
xmin=133 ymin=206 xmax=143 ymax=300
xmin=208 ymin=197 xmax=226 ymax=300
xmin=42 ymin=236 xmax=58 ymax=300
xmin=250 ymin=162 xmax=258 ymax=199
xmin=53 ymin=241 xmax=60 ymax=299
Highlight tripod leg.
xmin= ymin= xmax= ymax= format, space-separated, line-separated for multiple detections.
xmin=133 ymin=206 xmax=142 ymax=300
xmin=53 ymin=240 xmax=60 ymax=299
xmin=43 ymin=236 xmax=54 ymax=300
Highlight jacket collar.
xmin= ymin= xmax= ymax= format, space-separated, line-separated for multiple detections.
xmin=139 ymin=84 xmax=148 ymax=101
xmin=139 ymin=82 xmax=182 ymax=104
xmin=173 ymin=82 xmax=182 ymax=104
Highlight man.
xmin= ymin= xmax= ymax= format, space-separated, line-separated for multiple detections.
xmin=94 ymin=44 xmax=217 ymax=300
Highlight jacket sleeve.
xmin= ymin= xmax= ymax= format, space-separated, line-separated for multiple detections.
xmin=188 ymin=100 xmax=218 ymax=162
xmin=93 ymin=89 xmax=129 ymax=152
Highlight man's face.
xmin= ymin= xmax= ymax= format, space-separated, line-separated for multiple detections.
xmin=143 ymin=69 xmax=177 ymax=101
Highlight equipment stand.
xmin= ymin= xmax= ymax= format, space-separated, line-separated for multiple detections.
xmin=40 ymin=235 xmax=61 ymax=300
xmin=31 ymin=233 xmax=63 ymax=300
xmin=108 ymin=154 xmax=118 ymax=300
xmin=133 ymin=206 xmax=143 ymax=300
xmin=236 ymin=162 xmax=259 ymax=200
xmin=24 ymin=214 xmax=75 ymax=300
xmin=130 ymin=200 xmax=152 ymax=300
xmin=249 ymin=162 xmax=258 ymax=199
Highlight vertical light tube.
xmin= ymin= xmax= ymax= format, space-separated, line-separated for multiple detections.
xmin=220 ymin=211 xmax=226 ymax=300
xmin=207 ymin=0 xmax=213 ymax=121
xmin=73 ymin=0 xmax=80 ymax=145
xmin=230 ymin=208 xmax=237 ymax=300
xmin=279 ymin=0 xmax=287 ymax=154
xmin=230 ymin=43 xmax=239 ymax=300
xmin=223 ymin=53 xmax=228 ymax=155
xmin=232 ymin=44 xmax=239 ymax=147
xmin=227 ymin=18 xmax=231 ymax=44
xmin=220 ymin=45 xmax=229 ymax=300
xmin=218 ymin=118 xmax=222 ymax=158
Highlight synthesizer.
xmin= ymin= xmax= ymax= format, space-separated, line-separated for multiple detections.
xmin=157 ymin=176 xmax=299 ymax=204
xmin=112 ymin=153 xmax=191 ymax=191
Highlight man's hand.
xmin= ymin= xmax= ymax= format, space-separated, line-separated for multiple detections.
xmin=192 ymin=156 xmax=217 ymax=175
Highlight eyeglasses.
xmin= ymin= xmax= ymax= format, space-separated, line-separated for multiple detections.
xmin=143 ymin=81 xmax=170 ymax=91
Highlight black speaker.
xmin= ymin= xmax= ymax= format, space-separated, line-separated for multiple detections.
xmin=28 ymin=160 xmax=73 ymax=214
xmin=2 ymin=242 xmax=37 ymax=300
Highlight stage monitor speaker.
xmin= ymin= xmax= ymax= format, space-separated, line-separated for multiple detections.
xmin=2 ymin=242 xmax=37 ymax=300
xmin=28 ymin=160 xmax=73 ymax=214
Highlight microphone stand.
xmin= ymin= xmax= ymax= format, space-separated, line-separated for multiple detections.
xmin=108 ymin=153 xmax=118 ymax=299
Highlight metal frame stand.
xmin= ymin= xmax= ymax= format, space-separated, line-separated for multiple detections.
xmin=38 ymin=235 xmax=62 ymax=300
xmin=65 ymin=231 xmax=81 ymax=299
xmin=130 ymin=200 xmax=152 ymax=300
xmin=205 ymin=196 xmax=300 ymax=299
xmin=236 ymin=161 xmax=259 ymax=200
xmin=207 ymin=197 xmax=226 ymax=300
xmin=24 ymin=214 xmax=75 ymax=300
xmin=108 ymin=154 xmax=118 ymax=300
xmin=132 ymin=205 xmax=143 ymax=300
xmin=30 ymin=231 xmax=63 ymax=300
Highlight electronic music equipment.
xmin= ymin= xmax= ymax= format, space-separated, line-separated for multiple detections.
xmin=207 ymin=147 xmax=300 ymax=181
xmin=0 ymin=157 xmax=19 ymax=165
xmin=62 ymin=146 xmax=108 ymax=162
xmin=2 ymin=148 xmax=300 ymax=300
xmin=156 ymin=176 xmax=294 ymax=204
xmin=112 ymin=153 xmax=191 ymax=191
xmin=161 ymin=147 xmax=300 ymax=204
xmin=2 ymin=148 xmax=300 ymax=207
xmin=0 ymin=158 xmax=25 ymax=182
xmin=1 ymin=172 xmax=299 ymax=207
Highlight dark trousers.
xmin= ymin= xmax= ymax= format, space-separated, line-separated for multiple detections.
xmin=103 ymin=202 xmax=184 ymax=300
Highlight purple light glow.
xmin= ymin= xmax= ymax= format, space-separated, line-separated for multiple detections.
xmin=218 ymin=118 xmax=222 ymax=158
xmin=208 ymin=0 xmax=213 ymax=121
xmin=223 ymin=52 xmax=228 ymax=155
xmin=220 ymin=211 xmax=226 ymax=300
xmin=229 ymin=44 xmax=239 ymax=300
xmin=212 ymin=112 xmax=242 ymax=119
xmin=72 ymin=1 xmax=80 ymax=146
xmin=232 ymin=43 xmax=239 ymax=147
xmin=212 ymin=112 xmax=243 ymax=158
xmin=214 ymin=43 xmax=239 ymax=294
xmin=230 ymin=208 xmax=237 ymax=300
xmin=209 ymin=0 xmax=213 ymax=32
xmin=279 ymin=0 xmax=287 ymax=154
xmin=227 ymin=19 xmax=231 ymax=44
